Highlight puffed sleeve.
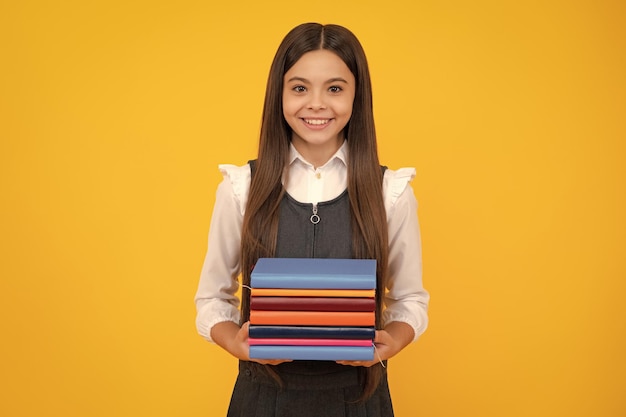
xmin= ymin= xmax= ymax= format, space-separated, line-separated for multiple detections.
xmin=382 ymin=168 xmax=430 ymax=341
xmin=194 ymin=164 xmax=251 ymax=343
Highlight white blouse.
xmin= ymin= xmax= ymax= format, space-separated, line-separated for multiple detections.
xmin=195 ymin=142 xmax=429 ymax=343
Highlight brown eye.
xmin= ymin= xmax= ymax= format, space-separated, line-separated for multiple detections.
xmin=329 ymin=86 xmax=343 ymax=93
xmin=293 ymin=85 xmax=306 ymax=93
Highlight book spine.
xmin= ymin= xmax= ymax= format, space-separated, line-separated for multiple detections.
xmin=251 ymin=275 xmax=375 ymax=290
xmin=248 ymin=338 xmax=373 ymax=347
xmin=250 ymin=288 xmax=376 ymax=298
xmin=248 ymin=325 xmax=376 ymax=340
xmin=250 ymin=297 xmax=376 ymax=312
xmin=249 ymin=345 xmax=374 ymax=361
xmin=250 ymin=310 xmax=375 ymax=326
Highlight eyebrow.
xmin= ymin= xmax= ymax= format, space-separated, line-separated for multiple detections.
xmin=286 ymin=76 xmax=349 ymax=84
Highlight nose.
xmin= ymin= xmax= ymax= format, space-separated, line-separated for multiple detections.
xmin=307 ymin=90 xmax=326 ymax=110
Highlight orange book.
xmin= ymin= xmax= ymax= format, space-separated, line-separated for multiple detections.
xmin=249 ymin=310 xmax=375 ymax=326
xmin=250 ymin=288 xmax=376 ymax=298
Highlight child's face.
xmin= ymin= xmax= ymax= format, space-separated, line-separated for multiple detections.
xmin=282 ymin=49 xmax=355 ymax=165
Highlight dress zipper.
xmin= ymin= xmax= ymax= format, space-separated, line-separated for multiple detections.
xmin=310 ymin=203 xmax=320 ymax=224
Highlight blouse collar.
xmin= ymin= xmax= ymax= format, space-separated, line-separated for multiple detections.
xmin=288 ymin=140 xmax=348 ymax=169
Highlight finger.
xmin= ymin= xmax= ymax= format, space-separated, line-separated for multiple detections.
xmin=337 ymin=360 xmax=378 ymax=368
xmin=254 ymin=359 xmax=292 ymax=366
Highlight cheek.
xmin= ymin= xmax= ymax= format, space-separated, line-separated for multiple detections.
xmin=337 ymin=99 xmax=354 ymax=118
xmin=281 ymin=90 xmax=291 ymax=113
xmin=281 ymin=100 xmax=298 ymax=130
xmin=282 ymin=96 xmax=300 ymax=118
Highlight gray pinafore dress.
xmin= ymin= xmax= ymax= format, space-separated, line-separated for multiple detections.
xmin=226 ymin=161 xmax=393 ymax=417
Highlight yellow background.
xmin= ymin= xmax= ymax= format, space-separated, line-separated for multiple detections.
xmin=1 ymin=0 xmax=624 ymax=416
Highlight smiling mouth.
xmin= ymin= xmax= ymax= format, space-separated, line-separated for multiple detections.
xmin=303 ymin=118 xmax=331 ymax=126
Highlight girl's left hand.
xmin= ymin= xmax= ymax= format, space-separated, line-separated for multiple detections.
xmin=336 ymin=322 xmax=414 ymax=368
xmin=336 ymin=330 xmax=397 ymax=368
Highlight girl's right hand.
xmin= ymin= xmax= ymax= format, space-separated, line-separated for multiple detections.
xmin=230 ymin=321 xmax=292 ymax=366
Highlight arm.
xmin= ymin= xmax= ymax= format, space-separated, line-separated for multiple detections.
xmin=338 ymin=169 xmax=429 ymax=367
xmin=195 ymin=165 xmax=291 ymax=365
xmin=382 ymin=176 xmax=429 ymax=342
xmin=194 ymin=174 xmax=244 ymax=343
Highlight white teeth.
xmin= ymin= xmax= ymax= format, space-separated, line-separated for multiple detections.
xmin=304 ymin=119 xmax=329 ymax=125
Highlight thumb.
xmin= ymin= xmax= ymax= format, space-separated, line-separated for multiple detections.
xmin=373 ymin=329 xmax=389 ymax=345
xmin=240 ymin=321 xmax=251 ymax=340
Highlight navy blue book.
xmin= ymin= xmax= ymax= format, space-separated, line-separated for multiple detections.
xmin=250 ymin=345 xmax=374 ymax=361
xmin=251 ymin=258 xmax=376 ymax=289
xmin=249 ymin=325 xmax=376 ymax=340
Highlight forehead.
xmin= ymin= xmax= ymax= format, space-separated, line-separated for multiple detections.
xmin=285 ymin=49 xmax=353 ymax=80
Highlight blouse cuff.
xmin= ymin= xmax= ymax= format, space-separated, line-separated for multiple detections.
xmin=382 ymin=309 xmax=428 ymax=342
xmin=196 ymin=301 xmax=241 ymax=343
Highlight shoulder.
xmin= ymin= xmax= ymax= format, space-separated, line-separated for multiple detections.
xmin=218 ymin=163 xmax=252 ymax=214
xmin=218 ymin=163 xmax=252 ymax=183
xmin=382 ymin=167 xmax=417 ymax=215
xmin=382 ymin=167 xmax=416 ymax=198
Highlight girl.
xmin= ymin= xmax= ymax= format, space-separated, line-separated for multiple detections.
xmin=195 ymin=22 xmax=429 ymax=417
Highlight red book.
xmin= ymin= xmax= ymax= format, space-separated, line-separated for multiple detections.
xmin=250 ymin=296 xmax=375 ymax=312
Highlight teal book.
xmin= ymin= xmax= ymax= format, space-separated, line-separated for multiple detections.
xmin=251 ymin=258 xmax=376 ymax=290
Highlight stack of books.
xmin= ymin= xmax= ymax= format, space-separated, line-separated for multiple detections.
xmin=248 ymin=258 xmax=376 ymax=361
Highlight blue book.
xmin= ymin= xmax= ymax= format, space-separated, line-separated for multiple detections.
xmin=251 ymin=258 xmax=376 ymax=289
xmin=249 ymin=345 xmax=374 ymax=361
xmin=249 ymin=325 xmax=376 ymax=340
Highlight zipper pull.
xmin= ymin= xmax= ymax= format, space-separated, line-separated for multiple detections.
xmin=310 ymin=203 xmax=320 ymax=224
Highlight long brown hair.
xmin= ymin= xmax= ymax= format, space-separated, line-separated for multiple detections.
xmin=240 ymin=22 xmax=389 ymax=400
